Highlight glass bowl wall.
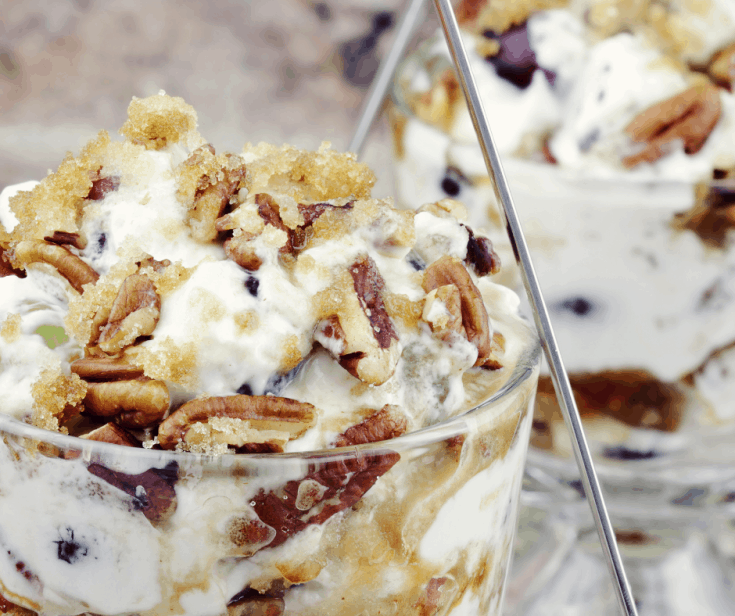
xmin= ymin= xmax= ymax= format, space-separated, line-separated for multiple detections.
xmin=0 ymin=340 xmax=539 ymax=616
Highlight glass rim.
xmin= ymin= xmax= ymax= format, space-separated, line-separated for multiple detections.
xmin=0 ymin=335 xmax=541 ymax=466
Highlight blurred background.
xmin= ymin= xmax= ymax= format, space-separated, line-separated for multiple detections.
xmin=0 ymin=0 xmax=438 ymax=194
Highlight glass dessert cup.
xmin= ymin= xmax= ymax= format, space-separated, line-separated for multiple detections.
xmin=391 ymin=38 xmax=735 ymax=616
xmin=0 ymin=339 xmax=540 ymax=616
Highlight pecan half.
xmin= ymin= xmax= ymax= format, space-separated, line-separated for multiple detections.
xmin=188 ymin=158 xmax=246 ymax=242
xmin=83 ymin=379 xmax=170 ymax=428
xmin=88 ymin=461 xmax=178 ymax=523
xmin=13 ymin=240 xmax=98 ymax=293
xmin=333 ymin=405 xmax=408 ymax=447
xmin=252 ymin=448 xmax=399 ymax=549
xmin=70 ymin=356 xmax=145 ymax=381
xmin=43 ymin=231 xmax=86 ymax=250
xmin=157 ymin=395 xmax=317 ymax=450
xmin=465 ymin=226 xmax=500 ymax=276
xmin=80 ymin=422 xmax=140 ymax=447
xmin=423 ymin=256 xmax=491 ymax=365
xmin=98 ymin=273 xmax=160 ymax=354
xmin=322 ymin=255 xmax=401 ymax=386
xmin=0 ymin=247 xmax=25 ymax=278
xmin=623 ymin=84 xmax=722 ymax=168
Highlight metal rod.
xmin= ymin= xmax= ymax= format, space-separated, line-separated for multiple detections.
xmin=431 ymin=1 xmax=638 ymax=614
xmin=347 ymin=0 xmax=428 ymax=156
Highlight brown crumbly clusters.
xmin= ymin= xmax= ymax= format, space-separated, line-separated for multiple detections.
xmin=0 ymin=314 xmax=21 ymax=343
xmin=119 ymin=93 xmax=203 ymax=151
xmin=127 ymin=337 xmax=200 ymax=391
xmin=242 ymin=142 xmax=375 ymax=211
xmin=5 ymin=131 xmax=110 ymax=243
xmin=31 ymin=368 xmax=87 ymax=432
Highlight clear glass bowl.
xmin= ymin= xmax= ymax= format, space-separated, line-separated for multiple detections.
xmin=0 ymin=340 xmax=539 ymax=616
xmin=390 ymin=34 xmax=735 ymax=615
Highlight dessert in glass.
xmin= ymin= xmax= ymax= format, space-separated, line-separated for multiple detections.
xmin=389 ymin=0 xmax=735 ymax=612
xmin=0 ymin=93 xmax=540 ymax=616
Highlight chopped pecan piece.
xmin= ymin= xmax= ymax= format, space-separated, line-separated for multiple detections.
xmin=83 ymin=379 xmax=170 ymax=428
xmin=422 ymin=284 xmax=464 ymax=341
xmin=0 ymin=247 xmax=25 ymax=278
xmin=13 ymin=240 xmax=98 ymax=293
xmin=252 ymin=448 xmax=400 ymax=549
xmin=623 ymin=84 xmax=722 ymax=168
xmin=87 ymin=174 xmax=120 ymax=201
xmin=188 ymin=158 xmax=246 ymax=242
xmin=80 ymin=423 xmax=140 ymax=447
xmin=709 ymin=42 xmax=735 ymax=91
xmin=465 ymin=226 xmax=500 ymax=276
xmin=70 ymin=356 xmax=145 ymax=381
xmin=333 ymin=405 xmax=407 ymax=447
xmin=675 ymin=180 xmax=735 ymax=247
xmin=88 ymin=461 xmax=178 ymax=523
xmin=225 ymin=233 xmax=263 ymax=271
xmin=43 ymin=231 xmax=86 ymax=250
xmin=481 ymin=332 xmax=506 ymax=370
xmin=157 ymin=395 xmax=317 ymax=450
xmin=423 ymin=256 xmax=492 ymax=365
xmin=0 ymin=593 xmax=35 ymax=616
xmin=256 ymin=193 xmax=293 ymax=254
xmin=98 ymin=273 xmax=160 ymax=354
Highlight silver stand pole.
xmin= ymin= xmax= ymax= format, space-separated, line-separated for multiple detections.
xmin=431 ymin=1 xmax=638 ymax=614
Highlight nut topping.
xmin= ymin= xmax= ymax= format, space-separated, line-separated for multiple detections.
xmin=43 ymin=231 xmax=86 ymax=250
xmin=623 ymin=83 xmax=722 ymax=168
xmin=708 ymin=42 xmax=735 ymax=91
xmin=0 ymin=247 xmax=25 ymax=279
xmin=333 ymin=405 xmax=408 ymax=447
xmin=228 ymin=590 xmax=285 ymax=616
xmin=80 ymin=423 xmax=140 ymax=447
xmin=423 ymin=256 xmax=492 ymax=366
xmin=422 ymin=284 xmax=465 ymax=341
xmin=12 ymin=240 xmax=99 ymax=293
xmin=83 ymin=379 xmax=170 ymax=428
xmin=87 ymin=174 xmax=120 ymax=201
xmin=251 ymin=448 xmax=400 ymax=549
xmin=70 ymin=357 xmax=145 ymax=381
xmin=98 ymin=273 xmax=161 ymax=354
xmin=157 ymin=395 xmax=317 ymax=450
xmin=88 ymin=461 xmax=178 ymax=523
xmin=188 ymin=157 xmax=246 ymax=242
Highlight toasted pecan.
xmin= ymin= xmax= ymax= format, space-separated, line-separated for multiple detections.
xmin=333 ymin=405 xmax=408 ymax=447
xmin=0 ymin=246 xmax=25 ymax=278
xmin=98 ymin=273 xmax=161 ymax=354
xmin=88 ymin=461 xmax=178 ymax=523
xmin=157 ymin=395 xmax=317 ymax=450
xmin=423 ymin=256 xmax=491 ymax=365
xmin=623 ymin=84 xmax=722 ymax=168
xmin=188 ymin=157 xmax=246 ymax=242
xmin=83 ymin=379 xmax=170 ymax=428
xmin=709 ymin=42 xmax=735 ymax=91
xmin=80 ymin=423 xmax=140 ymax=447
xmin=251 ymin=448 xmax=399 ymax=549
xmin=71 ymin=356 xmax=145 ymax=381
xmin=43 ymin=231 xmax=86 ymax=250
xmin=422 ymin=284 xmax=465 ymax=341
xmin=13 ymin=240 xmax=99 ymax=293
